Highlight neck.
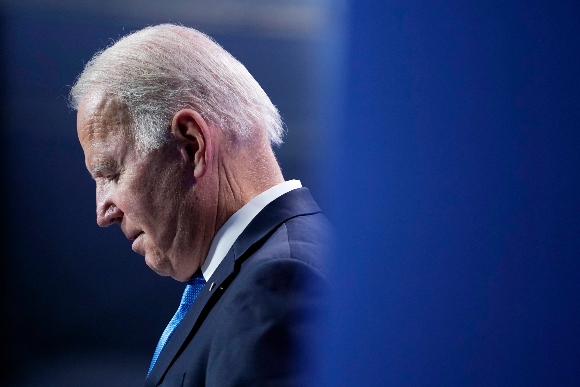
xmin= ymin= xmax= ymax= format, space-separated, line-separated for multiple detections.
xmin=214 ymin=141 xmax=284 ymax=232
xmin=184 ymin=135 xmax=283 ymax=279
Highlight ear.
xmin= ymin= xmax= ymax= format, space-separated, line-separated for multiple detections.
xmin=170 ymin=109 xmax=212 ymax=179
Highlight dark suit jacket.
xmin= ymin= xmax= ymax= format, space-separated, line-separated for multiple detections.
xmin=144 ymin=188 xmax=331 ymax=387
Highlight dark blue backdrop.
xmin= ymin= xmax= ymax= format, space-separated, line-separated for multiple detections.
xmin=0 ymin=5 xmax=334 ymax=386
xmin=1 ymin=1 xmax=579 ymax=386
xmin=325 ymin=1 xmax=580 ymax=385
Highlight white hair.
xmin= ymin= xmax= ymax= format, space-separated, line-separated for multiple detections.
xmin=70 ymin=24 xmax=284 ymax=151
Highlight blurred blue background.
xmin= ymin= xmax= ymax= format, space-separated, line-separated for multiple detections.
xmin=1 ymin=0 xmax=579 ymax=386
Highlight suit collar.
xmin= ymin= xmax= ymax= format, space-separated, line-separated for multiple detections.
xmin=145 ymin=187 xmax=321 ymax=386
xmin=201 ymin=180 xmax=302 ymax=280
xmin=232 ymin=187 xmax=321 ymax=262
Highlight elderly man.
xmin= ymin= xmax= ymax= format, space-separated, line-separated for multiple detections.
xmin=70 ymin=24 xmax=330 ymax=386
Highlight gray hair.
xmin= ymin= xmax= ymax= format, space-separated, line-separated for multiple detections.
xmin=70 ymin=24 xmax=284 ymax=151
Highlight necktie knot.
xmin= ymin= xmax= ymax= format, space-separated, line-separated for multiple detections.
xmin=180 ymin=271 xmax=206 ymax=307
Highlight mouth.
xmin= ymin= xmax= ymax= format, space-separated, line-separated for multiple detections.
xmin=127 ymin=231 xmax=143 ymax=241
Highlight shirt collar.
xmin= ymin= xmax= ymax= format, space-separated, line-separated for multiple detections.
xmin=200 ymin=180 xmax=302 ymax=281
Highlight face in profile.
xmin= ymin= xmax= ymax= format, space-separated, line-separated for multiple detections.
xmin=77 ymin=96 xmax=201 ymax=281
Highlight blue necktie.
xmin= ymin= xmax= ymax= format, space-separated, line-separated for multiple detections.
xmin=147 ymin=269 xmax=206 ymax=376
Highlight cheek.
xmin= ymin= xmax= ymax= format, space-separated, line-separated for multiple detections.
xmin=152 ymin=165 xmax=186 ymax=203
xmin=124 ymin=171 xmax=175 ymax=222
xmin=123 ymin=181 xmax=155 ymax=220
xmin=127 ymin=152 xmax=187 ymax=227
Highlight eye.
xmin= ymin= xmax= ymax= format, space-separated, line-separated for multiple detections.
xmin=105 ymin=173 xmax=120 ymax=183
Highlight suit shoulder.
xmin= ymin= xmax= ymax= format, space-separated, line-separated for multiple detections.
xmin=241 ymin=212 xmax=333 ymax=280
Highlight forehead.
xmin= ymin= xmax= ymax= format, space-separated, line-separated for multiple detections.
xmin=77 ymin=94 xmax=132 ymax=148
xmin=77 ymin=95 xmax=136 ymax=174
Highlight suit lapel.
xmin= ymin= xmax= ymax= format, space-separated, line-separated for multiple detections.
xmin=145 ymin=188 xmax=321 ymax=385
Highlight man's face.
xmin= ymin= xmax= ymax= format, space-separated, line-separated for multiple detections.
xmin=77 ymin=96 xmax=201 ymax=281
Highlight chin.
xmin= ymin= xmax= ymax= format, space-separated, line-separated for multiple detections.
xmin=144 ymin=254 xmax=173 ymax=277
xmin=171 ymin=271 xmax=195 ymax=282
xmin=144 ymin=250 xmax=197 ymax=282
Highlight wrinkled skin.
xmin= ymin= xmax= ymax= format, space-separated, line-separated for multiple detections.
xmin=77 ymin=96 xmax=205 ymax=281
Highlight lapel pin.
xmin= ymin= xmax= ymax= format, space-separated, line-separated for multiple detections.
xmin=209 ymin=282 xmax=216 ymax=291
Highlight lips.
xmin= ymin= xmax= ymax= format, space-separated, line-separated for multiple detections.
xmin=128 ymin=231 xmax=143 ymax=241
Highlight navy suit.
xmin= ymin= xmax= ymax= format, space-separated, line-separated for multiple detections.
xmin=144 ymin=188 xmax=331 ymax=387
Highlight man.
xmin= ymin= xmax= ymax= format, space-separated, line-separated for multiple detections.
xmin=71 ymin=24 xmax=330 ymax=386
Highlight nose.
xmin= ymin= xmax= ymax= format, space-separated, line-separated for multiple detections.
xmin=96 ymin=190 xmax=123 ymax=227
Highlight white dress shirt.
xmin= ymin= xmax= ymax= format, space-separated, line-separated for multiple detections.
xmin=200 ymin=180 xmax=302 ymax=281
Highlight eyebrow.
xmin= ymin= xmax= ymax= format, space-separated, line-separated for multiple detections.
xmin=91 ymin=159 xmax=118 ymax=177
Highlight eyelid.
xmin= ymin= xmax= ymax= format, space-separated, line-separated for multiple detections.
xmin=96 ymin=171 xmax=119 ymax=182
xmin=91 ymin=160 xmax=119 ymax=180
xmin=90 ymin=170 xmax=119 ymax=183
xmin=106 ymin=173 xmax=119 ymax=182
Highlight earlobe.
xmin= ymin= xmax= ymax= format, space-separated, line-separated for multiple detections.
xmin=170 ymin=109 xmax=211 ymax=178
